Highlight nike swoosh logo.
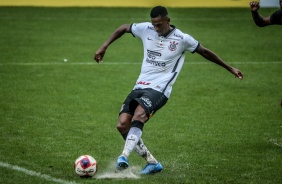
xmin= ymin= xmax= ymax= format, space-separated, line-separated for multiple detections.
xmin=147 ymin=37 xmax=153 ymax=41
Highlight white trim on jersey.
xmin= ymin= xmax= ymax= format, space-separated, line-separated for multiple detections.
xmin=130 ymin=22 xmax=199 ymax=98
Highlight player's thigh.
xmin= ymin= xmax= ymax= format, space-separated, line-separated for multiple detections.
xmin=119 ymin=90 xmax=139 ymax=116
xmin=132 ymin=104 xmax=148 ymax=123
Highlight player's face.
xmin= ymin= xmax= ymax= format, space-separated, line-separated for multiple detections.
xmin=151 ymin=16 xmax=170 ymax=36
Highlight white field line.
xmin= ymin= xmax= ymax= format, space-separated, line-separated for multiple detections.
xmin=0 ymin=161 xmax=78 ymax=184
xmin=0 ymin=61 xmax=282 ymax=66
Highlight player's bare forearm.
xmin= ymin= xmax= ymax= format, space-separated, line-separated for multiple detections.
xmin=196 ymin=45 xmax=231 ymax=70
xmin=207 ymin=53 xmax=243 ymax=80
xmin=196 ymin=45 xmax=243 ymax=80
xmin=249 ymin=1 xmax=270 ymax=27
xmin=94 ymin=24 xmax=131 ymax=62
xmin=251 ymin=11 xmax=266 ymax=27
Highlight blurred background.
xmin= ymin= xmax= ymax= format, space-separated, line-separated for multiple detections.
xmin=0 ymin=0 xmax=280 ymax=7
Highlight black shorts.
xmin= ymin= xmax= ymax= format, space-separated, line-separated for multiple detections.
xmin=119 ymin=88 xmax=168 ymax=119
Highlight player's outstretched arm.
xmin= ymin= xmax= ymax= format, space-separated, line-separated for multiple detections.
xmin=94 ymin=24 xmax=131 ymax=63
xmin=195 ymin=44 xmax=243 ymax=80
xmin=249 ymin=1 xmax=271 ymax=27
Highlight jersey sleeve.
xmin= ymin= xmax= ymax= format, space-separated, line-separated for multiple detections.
xmin=183 ymin=34 xmax=199 ymax=53
xmin=270 ymin=10 xmax=282 ymax=25
xmin=130 ymin=22 xmax=150 ymax=38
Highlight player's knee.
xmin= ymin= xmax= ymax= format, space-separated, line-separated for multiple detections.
xmin=117 ymin=123 xmax=128 ymax=134
xmin=117 ymin=120 xmax=130 ymax=133
xmin=117 ymin=113 xmax=132 ymax=133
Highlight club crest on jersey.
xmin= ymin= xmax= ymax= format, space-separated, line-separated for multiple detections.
xmin=168 ymin=41 xmax=178 ymax=51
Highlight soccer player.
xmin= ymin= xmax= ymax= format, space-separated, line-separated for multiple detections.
xmin=94 ymin=6 xmax=243 ymax=174
xmin=249 ymin=0 xmax=282 ymax=27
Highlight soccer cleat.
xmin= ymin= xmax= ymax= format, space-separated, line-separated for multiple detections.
xmin=116 ymin=155 xmax=129 ymax=171
xmin=140 ymin=162 xmax=163 ymax=174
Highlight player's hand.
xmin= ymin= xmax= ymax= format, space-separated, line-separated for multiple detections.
xmin=250 ymin=1 xmax=260 ymax=12
xmin=230 ymin=67 xmax=243 ymax=80
xmin=94 ymin=47 xmax=106 ymax=63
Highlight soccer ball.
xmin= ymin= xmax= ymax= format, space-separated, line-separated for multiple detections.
xmin=74 ymin=155 xmax=98 ymax=177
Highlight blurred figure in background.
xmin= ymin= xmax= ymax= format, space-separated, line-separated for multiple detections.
xmin=249 ymin=0 xmax=282 ymax=26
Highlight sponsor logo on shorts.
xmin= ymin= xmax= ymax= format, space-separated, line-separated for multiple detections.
xmin=140 ymin=97 xmax=152 ymax=108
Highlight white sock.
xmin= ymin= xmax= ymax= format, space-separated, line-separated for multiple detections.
xmin=134 ymin=138 xmax=158 ymax=164
xmin=122 ymin=127 xmax=142 ymax=157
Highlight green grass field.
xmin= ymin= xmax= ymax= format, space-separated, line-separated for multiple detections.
xmin=0 ymin=6 xmax=281 ymax=184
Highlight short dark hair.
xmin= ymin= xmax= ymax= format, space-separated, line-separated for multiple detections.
xmin=150 ymin=6 xmax=168 ymax=18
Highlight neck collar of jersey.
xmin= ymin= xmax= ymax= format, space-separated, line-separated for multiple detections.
xmin=159 ymin=25 xmax=176 ymax=38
